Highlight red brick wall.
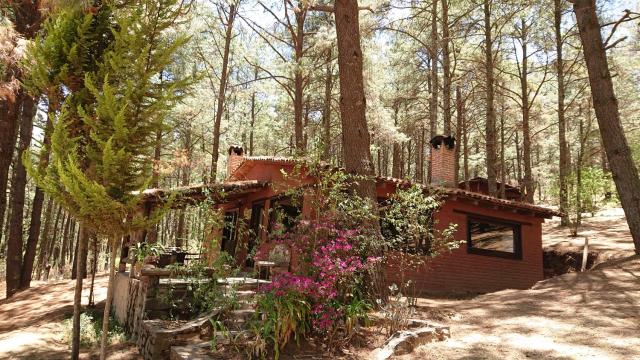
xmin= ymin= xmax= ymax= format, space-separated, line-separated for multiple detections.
xmin=226 ymin=147 xmax=245 ymax=179
xmin=385 ymin=200 xmax=544 ymax=294
xmin=430 ymin=143 xmax=456 ymax=186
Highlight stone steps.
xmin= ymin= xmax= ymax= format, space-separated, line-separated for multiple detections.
xmin=161 ymin=278 xmax=265 ymax=360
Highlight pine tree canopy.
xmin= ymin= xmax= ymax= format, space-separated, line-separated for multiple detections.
xmin=24 ymin=0 xmax=193 ymax=238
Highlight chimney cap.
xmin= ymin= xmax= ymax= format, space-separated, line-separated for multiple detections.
xmin=228 ymin=146 xmax=244 ymax=156
xmin=430 ymin=135 xmax=455 ymax=150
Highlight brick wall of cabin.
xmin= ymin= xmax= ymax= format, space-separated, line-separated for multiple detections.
xmin=385 ymin=200 xmax=544 ymax=294
xmin=217 ymin=160 xmax=544 ymax=294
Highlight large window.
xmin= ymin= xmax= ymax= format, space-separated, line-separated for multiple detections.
xmin=467 ymin=216 xmax=522 ymax=259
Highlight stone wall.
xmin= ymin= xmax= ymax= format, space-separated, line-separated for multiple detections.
xmin=113 ymin=272 xmax=131 ymax=325
xmin=136 ymin=316 xmax=212 ymax=359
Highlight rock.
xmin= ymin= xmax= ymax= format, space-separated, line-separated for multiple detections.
xmin=370 ymin=325 xmax=450 ymax=360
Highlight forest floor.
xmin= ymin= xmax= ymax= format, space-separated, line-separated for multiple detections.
xmin=409 ymin=207 xmax=639 ymax=360
xmin=0 ymin=207 xmax=638 ymax=359
xmin=0 ymin=274 xmax=141 ymax=359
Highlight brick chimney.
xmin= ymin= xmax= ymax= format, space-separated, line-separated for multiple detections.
xmin=429 ymin=135 xmax=456 ymax=187
xmin=226 ymin=146 xmax=244 ymax=180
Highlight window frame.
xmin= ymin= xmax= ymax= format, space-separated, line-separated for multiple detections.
xmin=466 ymin=214 xmax=523 ymax=260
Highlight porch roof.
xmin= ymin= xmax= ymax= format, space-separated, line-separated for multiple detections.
xmin=141 ymin=180 xmax=270 ymax=209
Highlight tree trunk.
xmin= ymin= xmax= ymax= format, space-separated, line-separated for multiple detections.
xmin=428 ymin=0 xmax=439 ymax=179
xmin=35 ymin=199 xmax=54 ymax=279
xmin=176 ymin=127 xmax=191 ymax=248
xmin=455 ymin=87 xmax=463 ymax=185
xmin=462 ymin=96 xmax=470 ymax=190
xmin=59 ymin=212 xmax=72 ymax=273
xmin=0 ymin=91 xmax=23 ymax=247
xmin=293 ymin=9 xmax=307 ymax=152
xmin=44 ymin=205 xmax=63 ymax=279
xmin=6 ymin=95 xmax=35 ymax=297
xmin=519 ymin=19 xmax=534 ymax=203
xmin=88 ymin=234 xmax=98 ymax=306
xmin=572 ymin=0 xmax=640 ymax=254
xmin=211 ymin=3 xmax=237 ymax=180
xmin=392 ymin=106 xmax=401 ymax=178
xmin=20 ymin=115 xmax=54 ymax=288
xmin=334 ymin=0 xmax=377 ymax=202
xmin=71 ymin=226 xmax=89 ymax=360
xmin=555 ymin=0 xmax=570 ymax=224
xmin=483 ymin=0 xmax=498 ymax=196
xmin=250 ymin=66 xmax=258 ymax=156
xmin=322 ymin=49 xmax=333 ymax=161
xmin=71 ymin=220 xmax=88 ymax=280
xmin=415 ymin=125 xmax=424 ymax=182
xmin=441 ymin=0 xmax=452 ymax=136
xmin=99 ymin=235 xmax=119 ymax=360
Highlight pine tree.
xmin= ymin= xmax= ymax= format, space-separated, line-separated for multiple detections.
xmin=25 ymin=1 xmax=192 ymax=358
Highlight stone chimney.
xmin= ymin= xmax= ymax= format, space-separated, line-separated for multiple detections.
xmin=226 ymin=146 xmax=244 ymax=180
xmin=429 ymin=135 xmax=456 ymax=187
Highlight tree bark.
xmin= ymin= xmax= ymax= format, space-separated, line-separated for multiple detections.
xmin=44 ymin=205 xmax=63 ymax=279
xmin=293 ymin=8 xmax=307 ymax=152
xmin=441 ymin=0 xmax=452 ymax=136
xmin=322 ymin=49 xmax=333 ymax=161
xmin=1 ymin=1 xmax=42 ymax=243
xmin=572 ymin=0 xmax=640 ymax=254
xmin=6 ymin=95 xmax=35 ymax=297
xmin=429 ymin=0 xmax=439 ymax=175
xmin=392 ymin=106 xmax=401 ymax=178
xmin=455 ymin=87 xmax=463 ymax=185
xmin=250 ymin=66 xmax=258 ymax=156
xmin=71 ymin=226 xmax=89 ymax=360
xmin=555 ymin=0 xmax=570 ymax=224
xmin=0 ymin=91 xmax=22 ymax=248
xmin=334 ymin=0 xmax=376 ymax=202
xmin=20 ymin=114 xmax=54 ymax=289
xmin=88 ymin=234 xmax=98 ymax=306
xmin=99 ymin=235 xmax=119 ymax=360
xmin=483 ymin=0 xmax=498 ymax=196
xmin=71 ymin=218 xmax=88 ymax=280
xmin=518 ymin=19 xmax=534 ymax=203
xmin=176 ymin=126 xmax=192 ymax=248
xmin=59 ymin=212 xmax=72 ymax=273
xmin=35 ymin=199 xmax=53 ymax=279
xmin=211 ymin=3 xmax=237 ymax=180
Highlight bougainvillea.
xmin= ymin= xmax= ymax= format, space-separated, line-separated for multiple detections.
xmin=257 ymin=217 xmax=380 ymax=336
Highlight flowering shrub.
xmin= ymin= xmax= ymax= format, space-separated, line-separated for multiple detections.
xmin=249 ymin=167 xmax=458 ymax=358
xmin=250 ymin=218 xmax=378 ymax=358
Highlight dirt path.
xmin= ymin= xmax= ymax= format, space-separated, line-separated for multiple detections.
xmin=0 ymin=274 xmax=140 ymax=360
xmin=407 ymin=208 xmax=640 ymax=360
xmin=1 ymin=208 xmax=637 ymax=359
xmin=543 ymin=207 xmax=635 ymax=262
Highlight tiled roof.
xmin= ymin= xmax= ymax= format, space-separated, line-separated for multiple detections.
xmin=227 ymin=156 xmax=561 ymax=219
xmin=142 ymin=180 xmax=269 ymax=207
xmin=376 ymin=176 xmax=561 ymax=218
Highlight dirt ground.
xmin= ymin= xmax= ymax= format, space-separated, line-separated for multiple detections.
xmin=407 ymin=207 xmax=640 ymax=360
xmin=0 ymin=207 xmax=638 ymax=359
xmin=0 ymin=274 xmax=141 ymax=360
xmin=543 ymin=207 xmax=635 ymax=262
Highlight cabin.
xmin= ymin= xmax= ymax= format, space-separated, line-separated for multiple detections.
xmin=128 ymin=135 xmax=560 ymax=295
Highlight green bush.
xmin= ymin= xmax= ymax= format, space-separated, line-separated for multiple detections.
xmin=61 ymin=310 xmax=126 ymax=348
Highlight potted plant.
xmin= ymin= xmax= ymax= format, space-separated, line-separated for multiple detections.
xmin=131 ymin=242 xmax=164 ymax=276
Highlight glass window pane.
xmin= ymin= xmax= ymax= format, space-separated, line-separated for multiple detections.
xmin=469 ymin=219 xmax=516 ymax=253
